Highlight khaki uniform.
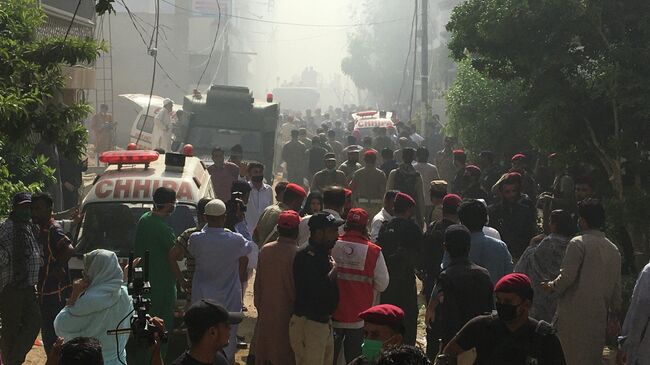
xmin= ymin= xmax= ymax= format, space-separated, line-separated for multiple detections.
xmin=253 ymin=202 xmax=289 ymax=246
xmin=350 ymin=166 xmax=387 ymax=222
xmin=338 ymin=161 xmax=362 ymax=182
xmin=435 ymin=149 xmax=455 ymax=183
xmin=311 ymin=169 xmax=347 ymax=192
xmin=282 ymin=140 xmax=307 ymax=186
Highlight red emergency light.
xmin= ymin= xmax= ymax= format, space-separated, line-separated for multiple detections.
xmin=99 ymin=150 xmax=159 ymax=165
xmin=266 ymin=92 xmax=273 ymax=103
xmin=356 ymin=110 xmax=377 ymax=117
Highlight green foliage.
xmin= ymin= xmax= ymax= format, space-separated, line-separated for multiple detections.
xmin=446 ymin=0 xmax=650 ymax=266
xmin=446 ymin=59 xmax=531 ymax=158
xmin=0 ymin=0 xmax=101 ymax=216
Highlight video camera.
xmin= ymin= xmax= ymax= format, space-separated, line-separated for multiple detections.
xmin=108 ymin=251 xmax=168 ymax=349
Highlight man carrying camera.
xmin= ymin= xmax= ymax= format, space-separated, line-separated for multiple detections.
xmin=188 ymin=199 xmax=251 ymax=364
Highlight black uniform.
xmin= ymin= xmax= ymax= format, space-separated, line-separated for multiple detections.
xmin=488 ymin=200 xmax=537 ymax=259
xmin=452 ymin=315 xmax=566 ymax=365
xmin=376 ymin=217 xmax=423 ymax=346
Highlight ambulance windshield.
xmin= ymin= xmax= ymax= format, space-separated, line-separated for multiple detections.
xmin=75 ymin=202 xmax=197 ymax=257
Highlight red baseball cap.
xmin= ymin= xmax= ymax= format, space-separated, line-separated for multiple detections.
xmin=285 ymin=183 xmax=307 ymax=198
xmin=346 ymin=208 xmax=369 ymax=226
xmin=394 ymin=192 xmax=416 ymax=206
xmin=359 ymin=304 xmax=405 ymax=327
xmin=511 ymin=153 xmax=526 ymax=162
xmin=277 ymin=210 xmax=301 ymax=229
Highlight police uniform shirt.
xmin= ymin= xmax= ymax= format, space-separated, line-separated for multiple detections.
xmin=453 ymin=315 xmax=566 ymax=365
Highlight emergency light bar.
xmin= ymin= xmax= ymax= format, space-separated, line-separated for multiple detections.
xmin=99 ymin=150 xmax=159 ymax=169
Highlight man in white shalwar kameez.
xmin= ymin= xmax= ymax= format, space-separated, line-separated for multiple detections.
xmin=542 ymin=199 xmax=621 ymax=365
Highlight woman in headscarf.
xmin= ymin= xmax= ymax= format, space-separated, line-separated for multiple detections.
xmin=514 ymin=209 xmax=575 ymax=322
xmin=54 ymin=249 xmax=133 ymax=365
xmin=299 ymin=191 xmax=323 ymax=217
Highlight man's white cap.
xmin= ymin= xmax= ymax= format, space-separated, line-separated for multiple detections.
xmin=204 ymin=199 xmax=226 ymax=217
xmin=163 ymin=98 xmax=173 ymax=106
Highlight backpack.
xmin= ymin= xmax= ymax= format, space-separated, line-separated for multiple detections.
xmin=393 ymin=169 xmax=419 ymax=199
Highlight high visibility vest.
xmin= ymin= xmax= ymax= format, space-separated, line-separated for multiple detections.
xmin=331 ymin=231 xmax=381 ymax=324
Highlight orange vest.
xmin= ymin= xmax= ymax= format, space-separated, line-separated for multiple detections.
xmin=331 ymin=231 xmax=381 ymax=324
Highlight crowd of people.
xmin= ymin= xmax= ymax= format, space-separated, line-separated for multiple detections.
xmin=0 ymin=107 xmax=649 ymax=365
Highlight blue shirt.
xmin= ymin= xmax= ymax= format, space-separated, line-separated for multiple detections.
xmin=188 ymin=227 xmax=252 ymax=311
xmin=442 ymin=231 xmax=513 ymax=284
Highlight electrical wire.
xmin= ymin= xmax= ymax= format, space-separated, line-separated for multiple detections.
xmin=196 ymin=0 xmax=222 ymax=89
xmin=63 ymin=0 xmax=82 ymax=42
xmin=114 ymin=308 xmax=136 ymax=365
xmin=135 ymin=0 xmax=160 ymax=146
xmin=159 ymin=0 xmax=406 ymax=28
xmin=397 ymin=3 xmax=418 ymax=110
xmin=119 ymin=0 xmax=185 ymax=93
xmin=408 ymin=0 xmax=418 ymax=122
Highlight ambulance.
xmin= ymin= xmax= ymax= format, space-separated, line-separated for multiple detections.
xmin=69 ymin=149 xmax=214 ymax=273
xmin=122 ymin=94 xmax=182 ymax=150
xmin=351 ymin=110 xmax=396 ymax=140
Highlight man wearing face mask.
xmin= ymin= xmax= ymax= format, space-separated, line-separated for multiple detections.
xmin=439 ymin=273 xmax=566 ymax=365
xmin=0 ymin=192 xmax=43 ymax=365
xmin=290 ymin=212 xmax=344 ymax=365
xmin=172 ymin=299 xmax=244 ymax=365
xmin=134 ymin=187 xmax=178 ymax=363
xmin=348 ymin=304 xmax=406 ymax=365
xmin=312 ymin=153 xmax=347 ymax=192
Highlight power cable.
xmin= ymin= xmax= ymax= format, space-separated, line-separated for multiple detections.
xmin=159 ymin=0 xmax=406 ymax=28
xmin=408 ymin=0 xmax=418 ymax=122
xmin=119 ymin=0 xmax=185 ymax=93
xmin=210 ymin=20 xmax=231 ymax=86
xmin=396 ymin=3 xmax=418 ymax=109
xmin=135 ymin=0 xmax=160 ymax=146
xmin=63 ymin=0 xmax=82 ymax=42
xmin=196 ymin=0 xmax=222 ymax=89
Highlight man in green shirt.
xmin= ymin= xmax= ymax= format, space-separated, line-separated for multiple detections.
xmin=135 ymin=187 xmax=178 ymax=363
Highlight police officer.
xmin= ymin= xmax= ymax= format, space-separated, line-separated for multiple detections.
xmin=282 ymin=129 xmax=307 ymax=186
xmin=439 ymin=273 xmax=566 ymax=365
xmin=377 ymin=193 xmax=423 ymax=346
xmin=462 ymin=165 xmax=488 ymax=200
xmin=339 ymin=145 xmax=363 ymax=182
xmin=311 ymin=153 xmax=347 ymax=193
xmin=350 ymin=150 xmax=387 ymax=222
xmin=429 ymin=180 xmax=448 ymax=224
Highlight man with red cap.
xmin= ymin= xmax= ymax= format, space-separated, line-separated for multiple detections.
xmin=462 ymin=165 xmax=488 ymax=200
xmin=253 ymin=183 xmax=306 ymax=246
xmin=420 ymin=194 xmax=462 ymax=357
xmin=350 ymin=150 xmax=387 ymax=222
xmin=451 ymin=149 xmax=467 ymax=195
xmin=509 ymin=153 xmax=537 ymax=201
xmin=254 ymin=210 xmax=302 ymax=365
xmin=347 ymin=304 xmax=406 ymax=365
xmin=488 ymin=172 xmax=538 ymax=259
xmin=376 ymin=192 xmax=423 ymax=346
xmin=331 ymin=208 xmax=389 ymax=364
xmin=439 ymin=273 xmax=566 ymax=365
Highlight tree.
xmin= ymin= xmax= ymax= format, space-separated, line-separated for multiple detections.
xmin=341 ymin=0 xmax=417 ymax=107
xmin=446 ymin=59 xmax=531 ymax=159
xmin=447 ymin=0 xmax=650 ymax=270
xmin=0 ymin=0 xmax=102 ymax=215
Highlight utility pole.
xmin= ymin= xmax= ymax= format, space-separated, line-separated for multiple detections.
xmin=420 ymin=0 xmax=429 ymax=131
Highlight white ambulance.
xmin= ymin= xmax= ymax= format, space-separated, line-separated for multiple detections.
xmin=69 ymin=149 xmax=214 ymax=273
xmin=121 ymin=94 xmax=182 ymax=150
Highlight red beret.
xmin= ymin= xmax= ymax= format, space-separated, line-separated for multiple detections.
xmin=394 ymin=192 xmax=416 ymax=206
xmin=364 ymin=149 xmax=378 ymax=158
xmin=277 ymin=210 xmax=301 ymax=229
xmin=452 ymin=149 xmax=466 ymax=156
xmin=285 ymin=183 xmax=307 ymax=198
xmin=465 ymin=164 xmax=481 ymax=176
xmin=346 ymin=208 xmax=368 ymax=226
xmin=442 ymin=194 xmax=462 ymax=208
xmin=511 ymin=153 xmax=526 ymax=162
xmin=503 ymin=172 xmax=522 ymax=185
xmin=494 ymin=273 xmax=533 ymax=300
xmin=359 ymin=304 xmax=405 ymax=326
